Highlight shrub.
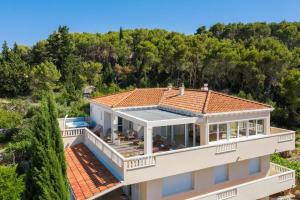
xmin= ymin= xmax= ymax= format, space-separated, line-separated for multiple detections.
xmin=0 ymin=165 xmax=25 ymax=200
xmin=0 ymin=108 xmax=22 ymax=129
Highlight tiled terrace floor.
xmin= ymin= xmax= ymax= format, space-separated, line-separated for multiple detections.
xmin=65 ymin=144 xmax=122 ymax=200
xmin=107 ymin=140 xmax=144 ymax=157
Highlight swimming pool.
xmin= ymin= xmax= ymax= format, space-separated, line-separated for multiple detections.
xmin=66 ymin=121 xmax=89 ymax=128
xmin=63 ymin=117 xmax=90 ymax=129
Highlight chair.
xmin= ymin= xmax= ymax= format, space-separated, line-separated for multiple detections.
xmin=91 ymin=124 xmax=103 ymax=137
xmin=126 ymin=130 xmax=137 ymax=140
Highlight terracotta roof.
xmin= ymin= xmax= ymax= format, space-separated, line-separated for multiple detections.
xmin=65 ymin=144 xmax=122 ymax=200
xmin=91 ymin=88 xmax=272 ymax=114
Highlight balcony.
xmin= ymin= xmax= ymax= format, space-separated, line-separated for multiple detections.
xmin=185 ymin=163 xmax=295 ymax=200
xmin=61 ymin=126 xmax=294 ymax=185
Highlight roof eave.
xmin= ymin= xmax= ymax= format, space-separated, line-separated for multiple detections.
xmin=203 ymin=108 xmax=274 ymax=117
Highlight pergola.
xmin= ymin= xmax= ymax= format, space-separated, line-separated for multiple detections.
xmin=113 ymin=108 xmax=201 ymax=154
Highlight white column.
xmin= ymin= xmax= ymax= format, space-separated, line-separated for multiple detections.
xmin=185 ymin=124 xmax=188 ymax=147
xmin=171 ymin=126 xmax=174 ymax=143
xmin=246 ymin=121 xmax=249 ymax=137
xmin=144 ymin=126 xmax=153 ymax=154
xmin=193 ymin=124 xmax=196 ymax=146
xmin=227 ymin=122 xmax=230 ymax=140
xmin=111 ymin=113 xmax=118 ymax=142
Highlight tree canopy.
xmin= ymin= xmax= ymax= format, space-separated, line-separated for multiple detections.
xmin=0 ymin=22 xmax=299 ymax=128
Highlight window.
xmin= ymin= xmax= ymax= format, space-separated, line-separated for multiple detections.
xmin=214 ymin=164 xmax=228 ymax=184
xmin=195 ymin=125 xmax=200 ymax=146
xmin=219 ymin=124 xmax=227 ymax=140
xmin=129 ymin=121 xmax=133 ymax=130
xmin=249 ymin=157 xmax=260 ymax=175
xmin=209 ymin=124 xmax=218 ymax=142
xmin=239 ymin=121 xmax=247 ymax=137
xmin=117 ymin=117 xmax=123 ymax=132
xmin=249 ymin=120 xmax=256 ymax=136
xmin=257 ymin=119 xmax=264 ymax=134
xmin=162 ymin=172 xmax=193 ymax=196
xmin=230 ymin=122 xmax=238 ymax=138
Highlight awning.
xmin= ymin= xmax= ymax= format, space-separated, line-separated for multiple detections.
xmin=116 ymin=108 xmax=200 ymax=127
xmin=65 ymin=144 xmax=123 ymax=200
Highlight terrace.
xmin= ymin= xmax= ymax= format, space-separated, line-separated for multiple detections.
xmin=61 ymin=115 xmax=295 ymax=185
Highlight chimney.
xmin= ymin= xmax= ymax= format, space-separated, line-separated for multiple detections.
xmin=179 ymin=83 xmax=185 ymax=96
xmin=167 ymin=83 xmax=172 ymax=91
xmin=201 ymin=83 xmax=209 ymax=91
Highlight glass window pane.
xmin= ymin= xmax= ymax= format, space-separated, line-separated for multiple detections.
xmin=249 ymin=120 xmax=256 ymax=136
xmin=174 ymin=125 xmax=185 ymax=148
xmin=209 ymin=124 xmax=218 ymax=142
xmin=257 ymin=120 xmax=264 ymax=134
xmin=230 ymin=122 xmax=238 ymax=138
xmin=239 ymin=121 xmax=247 ymax=137
xmin=162 ymin=172 xmax=193 ymax=196
xmin=188 ymin=124 xmax=194 ymax=147
xmin=248 ymin=157 xmax=261 ymax=175
xmin=214 ymin=165 xmax=228 ymax=184
xmin=195 ymin=125 xmax=200 ymax=146
xmin=218 ymin=124 xmax=227 ymax=140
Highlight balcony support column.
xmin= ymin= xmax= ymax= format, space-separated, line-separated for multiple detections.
xmin=144 ymin=126 xmax=153 ymax=154
xmin=111 ymin=114 xmax=118 ymax=143
xmin=185 ymin=124 xmax=188 ymax=147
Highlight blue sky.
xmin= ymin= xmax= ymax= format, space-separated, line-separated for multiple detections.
xmin=1 ymin=0 xmax=300 ymax=46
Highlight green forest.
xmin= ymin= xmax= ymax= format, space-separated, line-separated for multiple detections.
xmin=0 ymin=21 xmax=300 ymax=199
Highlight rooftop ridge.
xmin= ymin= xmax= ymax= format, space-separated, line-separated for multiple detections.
xmin=209 ymin=90 xmax=272 ymax=108
xmin=202 ymin=90 xmax=211 ymax=114
xmin=91 ymin=87 xmax=272 ymax=114
xmin=112 ymin=89 xmax=136 ymax=107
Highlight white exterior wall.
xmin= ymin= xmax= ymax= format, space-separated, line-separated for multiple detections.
xmin=139 ymin=156 xmax=270 ymax=200
xmin=90 ymin=103 xmax=112 ymax=134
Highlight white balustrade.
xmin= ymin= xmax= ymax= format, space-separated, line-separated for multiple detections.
xmin=278 ymin=133 xmax=294 ymax=143
xmin=125 ymin=155 xmax=156 ymax=170
xmin=271 ymin=163 xmax=295 ymax=183
xmin=84 ymin=128 xmax=124 ymax=168
xmin=217 ymin=188 xmax=237 ymax=200
xmin=216 ymin=142 xmax=237 ymax=154
xmin=61 ymin=128 xmax=84 ymax=137
xmin=278 ymin=172 xmax=294 ymax=182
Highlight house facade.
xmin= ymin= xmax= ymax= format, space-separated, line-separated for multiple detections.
xmin=62 ymin=85 xmax=295 ymax=200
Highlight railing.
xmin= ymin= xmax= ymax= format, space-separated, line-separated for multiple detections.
xmin=84 ymin=128 xmax=124 ymax=168
xmin=62 ymin=127 xmax=159 ymax=170
xmin=125 ymin=155 xmax=156 ymax=170
xmin=216 ymin=188 xmax=237 ymax=200
xmin=61 ymin=128 xmax=85 ymax=137
xmin=271 ymin=163 xmax=295 ymax=183
xmin=215 ymin=142 xmax=237 ymax=154
xmin=61 ymin=126 xmax=294 ymax=175
xmin=187 ymin=163 xmax=294 ymax=200
xmin=278 ymin=133 xmax=294 ymax=143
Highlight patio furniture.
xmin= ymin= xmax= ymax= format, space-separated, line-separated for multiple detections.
xmin=125 ymin=130 xmax=137 ymax=140
xmin=132 ymin=139 xmax=140 ymax=146
xmin=153 ymin=135 xmax=164 ymax=147
xmin=91 ymin=124 xmax=103 ymax=136
xmin=117 ymin=132 xmax=126 ymax=141
xmin=152 ymin=147 xmax=160 ymax=153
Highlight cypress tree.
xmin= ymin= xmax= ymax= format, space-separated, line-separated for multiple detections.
xmin=46 ymin=93 xmax=67 ymax=178
xmin=26 ymin=96 xmax=69 ymax=200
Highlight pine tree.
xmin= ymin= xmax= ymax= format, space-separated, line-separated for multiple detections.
xmin=119 ymin=26 xmax=124 ymax=41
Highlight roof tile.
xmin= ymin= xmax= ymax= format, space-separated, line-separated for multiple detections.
xmin=65 ymin=144 xmax=122 ymax=200
xmin=91 ymin=88 xmax=271 ymax=114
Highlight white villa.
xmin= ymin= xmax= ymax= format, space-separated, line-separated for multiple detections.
xmin=61 ymin=85 xmax=295 ymax=200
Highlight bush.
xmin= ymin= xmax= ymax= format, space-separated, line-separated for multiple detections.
xmin=0 ymin=108 xmax=22 ymax=129
xmin=0 ymin=165 xmax=25 ymax=200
